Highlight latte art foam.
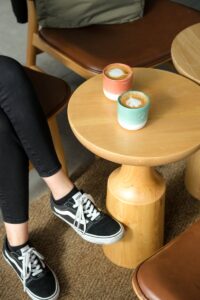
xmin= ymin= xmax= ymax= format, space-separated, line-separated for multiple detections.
xmin=107 ymin=68 xmax=126 ymax=79
xmin=126 ymin=97 xmax=142 ymax=108
xmin=105 ymin=64 xmax=130 ymax=80
xmin=120 ymin=91 xmax=148 ymax=109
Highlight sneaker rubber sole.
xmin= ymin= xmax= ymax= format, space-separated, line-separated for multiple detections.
xmin=3 ymin=250 xmax=60 ymax=300
xmin=53 ymin=211 xmax=124 ymax=245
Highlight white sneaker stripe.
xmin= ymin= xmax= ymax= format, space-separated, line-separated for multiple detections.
xmin=5 ymin=250 xmax=23 ymax=274
xmin=54 ymin=207 xmax=87 ymax=225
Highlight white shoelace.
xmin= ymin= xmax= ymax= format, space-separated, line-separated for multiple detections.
xmin=18 ymin=247 xmax=45 ymax=292
xmin=72 ymin=193 xmax=100 ymax=233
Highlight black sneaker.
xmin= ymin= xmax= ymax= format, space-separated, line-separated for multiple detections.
xmin=51 ymin=190 xmax=124 ymax=244
xmin=2 ymin=238 xmax=60 ymax=300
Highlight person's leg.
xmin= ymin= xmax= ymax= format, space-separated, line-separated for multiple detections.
xmin=0 ymin=55 xmax=124 ymax=246
xmin=0 ymin=56 xmax=61 ymax=177
xmin=5 ymin=222 xmax=28 ymax=246
xmin=43 ymin=169 xmax=73 ymax=200
xmin=0 ymin=107 xmax=59 ymax=300
xmin=0 ymin=55 xmax=74 ymax=198
xmin=0 ymin=106 xmax=29 ymax=244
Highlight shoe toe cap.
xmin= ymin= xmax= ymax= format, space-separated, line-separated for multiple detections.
xmin=27 ymin=267 xmax=59 ymax=299
xmin=89 ymin=214 xmax=123 ymax=237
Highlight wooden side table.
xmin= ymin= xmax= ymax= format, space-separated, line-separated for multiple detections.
xmin=171 ymin=23 xmax=200 ymax=85
xmin=68 ymin=68 xmax=200 ymax=268
xmin=171 ymin=23 xmax=200 ymax=200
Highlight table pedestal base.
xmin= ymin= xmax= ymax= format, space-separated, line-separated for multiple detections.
xmin=103 ymin=165 xmax=166 ymax=269
xmin=185 ymin=150 xmax=200 ymax=200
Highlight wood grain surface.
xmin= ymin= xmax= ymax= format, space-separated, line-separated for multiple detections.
xmin=68 ymin=68 xmax=200 ymax=166
xmin=171 ymin=23 xmax=200 ymax=85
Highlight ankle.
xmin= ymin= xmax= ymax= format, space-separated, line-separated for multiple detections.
xmin=7 ymin=237 xmax=29 ymax=252
xmin=43 ymin=169 xmax=74 ymax=200
xmin=52 ymin=186 xmax=79 ymax=205
xmin=52 ymin=183 xmax=74 ymax=200
xmin=4 ymin=222 xmax=29 ymax=248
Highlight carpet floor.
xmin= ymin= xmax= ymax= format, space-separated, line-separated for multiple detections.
xmin=1 ymin=158 xmax=200 ymax=300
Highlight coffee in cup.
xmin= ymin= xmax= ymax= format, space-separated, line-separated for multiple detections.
xmin=118 ymin=90 xmax=150 ymax=130
xmin=120 ymin=91 xmax=147 ymax=109
xmin=103 ymin=63 xmax=133 ymax=101
xmin=105 ymin=65 xmax=130 ymax=80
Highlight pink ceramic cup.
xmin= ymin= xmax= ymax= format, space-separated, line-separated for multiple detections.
xmin=103 ymin=63 xmax=133 ymax=101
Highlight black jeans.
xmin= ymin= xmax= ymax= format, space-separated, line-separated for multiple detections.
xmin=0 ymin=56 xmax=61 ymax=224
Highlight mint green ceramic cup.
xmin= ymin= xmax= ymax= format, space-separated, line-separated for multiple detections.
xmin=117 ymin=90 xmax=150 ymax=130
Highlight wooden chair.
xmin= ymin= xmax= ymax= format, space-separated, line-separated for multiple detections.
xmin=132 ymin=219 xmax=200 ymax=300
xmin=26 ymin=0 xmax=200 ymax=78
xmin=24 ymin=67 xmax=71 ymax=173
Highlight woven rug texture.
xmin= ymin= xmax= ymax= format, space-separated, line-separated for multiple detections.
xmin=0 ymin=158 xmax=200 ymax=300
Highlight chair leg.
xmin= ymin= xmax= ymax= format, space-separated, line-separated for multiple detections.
xmin=26 ymin=0 xmax=39 ymax=69
xmin=26 ymin=43 xmax=37 ymax=68
xmin=48 ymin=115 xmax=68 ymax=175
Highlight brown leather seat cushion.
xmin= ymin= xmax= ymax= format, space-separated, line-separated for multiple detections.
xmin=24 ymin=68 xmax=71 ymax=118
xmin=132 ymin=219 xmax=200 ymax=300
xmin=39 ymin=0 xmax=200 ymax=74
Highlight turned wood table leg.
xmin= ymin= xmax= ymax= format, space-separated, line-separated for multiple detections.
xmin=103 ymin=165 xmax=166 ymax=269
xmin=185 ymin=150 xmax=200 ymax=200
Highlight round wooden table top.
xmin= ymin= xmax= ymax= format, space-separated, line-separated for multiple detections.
xmin=171 ymin=23 xmax=200 ymax=85
xmin=68 ymin=68 xmax=200 ymax=166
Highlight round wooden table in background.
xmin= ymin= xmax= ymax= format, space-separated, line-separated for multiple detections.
xmin=172 ymin=23 xmax=200 ymax=200
xmin=68 ymin=68 xmax=200 ymax=268
xmin=171 ymin=22 xmax=200 ymax=85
